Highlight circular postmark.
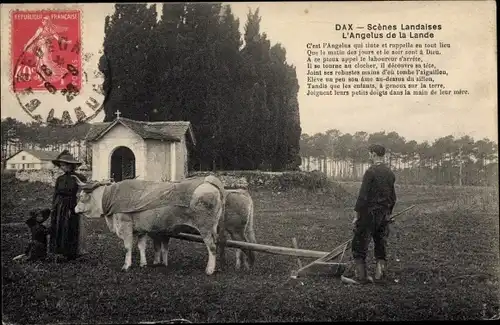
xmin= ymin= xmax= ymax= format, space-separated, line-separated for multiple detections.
xmin=11 ymin=11 xmax=111 ymax=127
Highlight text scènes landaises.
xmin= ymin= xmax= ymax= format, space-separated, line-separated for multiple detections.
xmin=334 ymin=23 xmax=443 ymax=40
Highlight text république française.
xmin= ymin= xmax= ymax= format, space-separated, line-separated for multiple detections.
xmin=334 ymin=23 xmax=443 ymax=39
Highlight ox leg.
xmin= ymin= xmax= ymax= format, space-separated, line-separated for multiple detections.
xmin=152 ymin=237 xmax=162 ymax=265
xmin=242 ymin=233 xmax=255 ymax=270
xmin=121 ymin=231 xmax=134 ymax=271
xmin=235 ymin=249 xmax=244 ymax=270
xmin=230 ymin=231 xmax=250 ymax=271
xmin=226 ymin=229 xmax=243 ymax=270
xmin=137 ymin=234 xmax=148 ymax=268
xmin=217 ymin=228 xmax=228 ymax=271
xmin=201 ymin=231 xmax=217 ymax=275
xmin=161 ymin=237 xmax=171 ymax=267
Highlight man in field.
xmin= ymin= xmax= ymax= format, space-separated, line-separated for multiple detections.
xmin=342 ymin=144 xmax=397 ymax=285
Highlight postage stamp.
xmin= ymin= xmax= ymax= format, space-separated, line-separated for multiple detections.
xmin=10 ymin=9 xmax=109 ymax=127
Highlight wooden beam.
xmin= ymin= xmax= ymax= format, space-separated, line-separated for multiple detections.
xmin=292 ymin=237 xmax=303 ymax=268
xmin=171 ymin=205 xmax=416 ymax=261
xmin=294 ymin=239 xmax=352 ymax=276
xmin=295 ymin=262 xmax=347 ymax=277
xmin=170 ymin=233 xmax=330 ymax=259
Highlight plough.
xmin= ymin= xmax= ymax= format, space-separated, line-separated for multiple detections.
xmin=170 ymin=205 xmax=416 ymax=278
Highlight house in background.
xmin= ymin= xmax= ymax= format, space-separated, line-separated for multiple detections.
xmin=85 ymin=113 xmax=196 ymax=182
xmin=4 ymin=149 xmax=60 ymax=171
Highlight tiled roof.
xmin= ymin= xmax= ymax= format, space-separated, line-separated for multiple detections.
xmin=85 ymin=118 xmax=196 ymax=145
xmin=7 ymin=149 xmax=60 ymax=161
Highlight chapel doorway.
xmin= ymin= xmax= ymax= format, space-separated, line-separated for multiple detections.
xmin=110 ymin=146 xmax=136 ymax=182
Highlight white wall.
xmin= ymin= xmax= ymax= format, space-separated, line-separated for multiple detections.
xmin=145 ymin=140 xmax=171 ymax=181
xmin=15 ymin=169 xmax=92 ymax=184
xmin=145 ymin=138 xmax=188 ymax=182
xmin=91 ymin=124 xmax=146 ymax=181
xmin=175 ymin=137 xmax=188 ymax=180
xmin=5 ymin=151 xmax=54 ymax=170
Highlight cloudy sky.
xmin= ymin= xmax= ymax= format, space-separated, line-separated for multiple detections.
xmin=1 ymin=1 xmax=497 ymax=143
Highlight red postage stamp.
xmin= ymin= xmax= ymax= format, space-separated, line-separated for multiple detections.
xmin=11 ymin=10 xmax=82 ymax=93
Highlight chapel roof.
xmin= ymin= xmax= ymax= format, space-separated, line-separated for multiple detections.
xmin=85 ymin=117 xmax=196 ymax=145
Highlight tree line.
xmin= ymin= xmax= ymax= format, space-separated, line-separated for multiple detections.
xmin=0 ymin=118 xmax=92 ymax=167
xmin=300 ymin=130 xmax=498 ymax=186
xmin=98 ymin=3 xmax=301 ymax=171
xmin=3 ymin=116 xmax=497 ymax=186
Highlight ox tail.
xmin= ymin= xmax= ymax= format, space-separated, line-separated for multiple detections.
xmin=203 ymin=175 xmax=227 ymax=237
xmin=244 ymin=194 xmax=257 ymax=266
xmin=215 ymin=183 xmax=227 ymax=243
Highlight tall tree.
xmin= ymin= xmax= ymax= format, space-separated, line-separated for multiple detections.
xmin=100 ymin=4 xmax=158 ymax=121
xmin=240 ymin=8 xmax=268 ymax=169
xmin=153 ymin=3 xmax=187 ymax=121
xmin=283 ymin=63 xmax=302 ymax=170
xmin=95 ymin=3 xmax=302 ymax=171
xmin=212 ymin=4 xmax=244 ymax=170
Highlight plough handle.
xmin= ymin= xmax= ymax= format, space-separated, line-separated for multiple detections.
xmin=388 ymin=204 xmax=416 ymax=222
xmin=333 ymin=205 xmax=417 ymax=261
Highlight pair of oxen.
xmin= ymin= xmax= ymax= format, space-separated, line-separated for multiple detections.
xmin=73 ymin=175 xmax=256 ymax=275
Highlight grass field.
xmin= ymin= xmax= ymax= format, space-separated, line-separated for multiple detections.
xmin=2 ymin=175 xmax=499 ymax=323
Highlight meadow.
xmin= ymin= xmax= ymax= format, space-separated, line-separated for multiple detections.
xmin=1 ymin=174 xmax=499 ymax=323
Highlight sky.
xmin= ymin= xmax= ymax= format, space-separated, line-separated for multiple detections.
xmin=1 ymin=1 xmax=497 ymax=143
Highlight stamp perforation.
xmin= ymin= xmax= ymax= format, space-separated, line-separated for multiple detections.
xmin=9 ymin=9 xmax=16 ymax=93
xmin=9 ymin=6 xmax=107 ymax=127
xmin=11 ymin=9 xmax=82 ymax=92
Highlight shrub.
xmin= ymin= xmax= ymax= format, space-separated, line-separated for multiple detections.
xmin=188 ymin=170 xmax=356 ymax=207
xmin=190 ymin=170 xmax=351 ymax=195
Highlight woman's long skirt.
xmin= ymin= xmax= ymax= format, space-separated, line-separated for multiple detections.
xmin=50 ymin=196 xmax=80 ymax=258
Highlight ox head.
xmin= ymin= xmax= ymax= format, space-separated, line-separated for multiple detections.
xmin=73 ymin=176 xmax=113 ymax=218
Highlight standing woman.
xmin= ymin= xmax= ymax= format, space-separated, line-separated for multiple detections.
xmin=49 ymin=150 xmax=87 ymax=261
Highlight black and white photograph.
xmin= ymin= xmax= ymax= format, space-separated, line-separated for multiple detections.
xmin=1 ymin=1 xmax=498 ymax=323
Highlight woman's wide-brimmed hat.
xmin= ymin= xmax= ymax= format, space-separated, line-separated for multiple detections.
xmin=52 ymin=150 xmax=82 ymax=167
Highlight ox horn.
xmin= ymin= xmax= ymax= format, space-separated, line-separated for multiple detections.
xmin=71 ymin=175 xmax=87 ymax=186
xmin=99 ymin=179 xmax=114 ymax=185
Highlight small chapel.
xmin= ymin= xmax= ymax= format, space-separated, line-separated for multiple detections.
xmin=85 ymin=111 xmax=196 ymax=182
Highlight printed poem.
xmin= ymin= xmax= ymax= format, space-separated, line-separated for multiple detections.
xmin=305 ymin=41 xmax=469 ymax=98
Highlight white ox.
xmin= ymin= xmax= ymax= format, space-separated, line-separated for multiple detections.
xmin=149 ymin=188 xmax=258 ymax=270
xmin=73 ymin=176 xmax=226 ymax=275
xmin=218 ymin=189 xmax=257 ymax=270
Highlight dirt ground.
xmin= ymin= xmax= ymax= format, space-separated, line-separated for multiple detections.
xmin=2 ymin=176 xmax=499 ymax=323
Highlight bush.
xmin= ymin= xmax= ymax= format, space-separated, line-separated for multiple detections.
xmin=190 ymin=170 xmax=349 ymax=194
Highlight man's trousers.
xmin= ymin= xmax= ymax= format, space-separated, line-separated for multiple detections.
xmin=352 ymin=208 xmax=391 ymax=261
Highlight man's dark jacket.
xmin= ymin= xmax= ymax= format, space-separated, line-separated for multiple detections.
xmin=354 ymin=163 xmax=396 ymax=214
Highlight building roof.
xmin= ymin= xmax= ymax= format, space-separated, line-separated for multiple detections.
xmin=85 ymin=117 xmax=196 ymax=145
xmin=6 ymin=149 xmax=60 ymax=161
